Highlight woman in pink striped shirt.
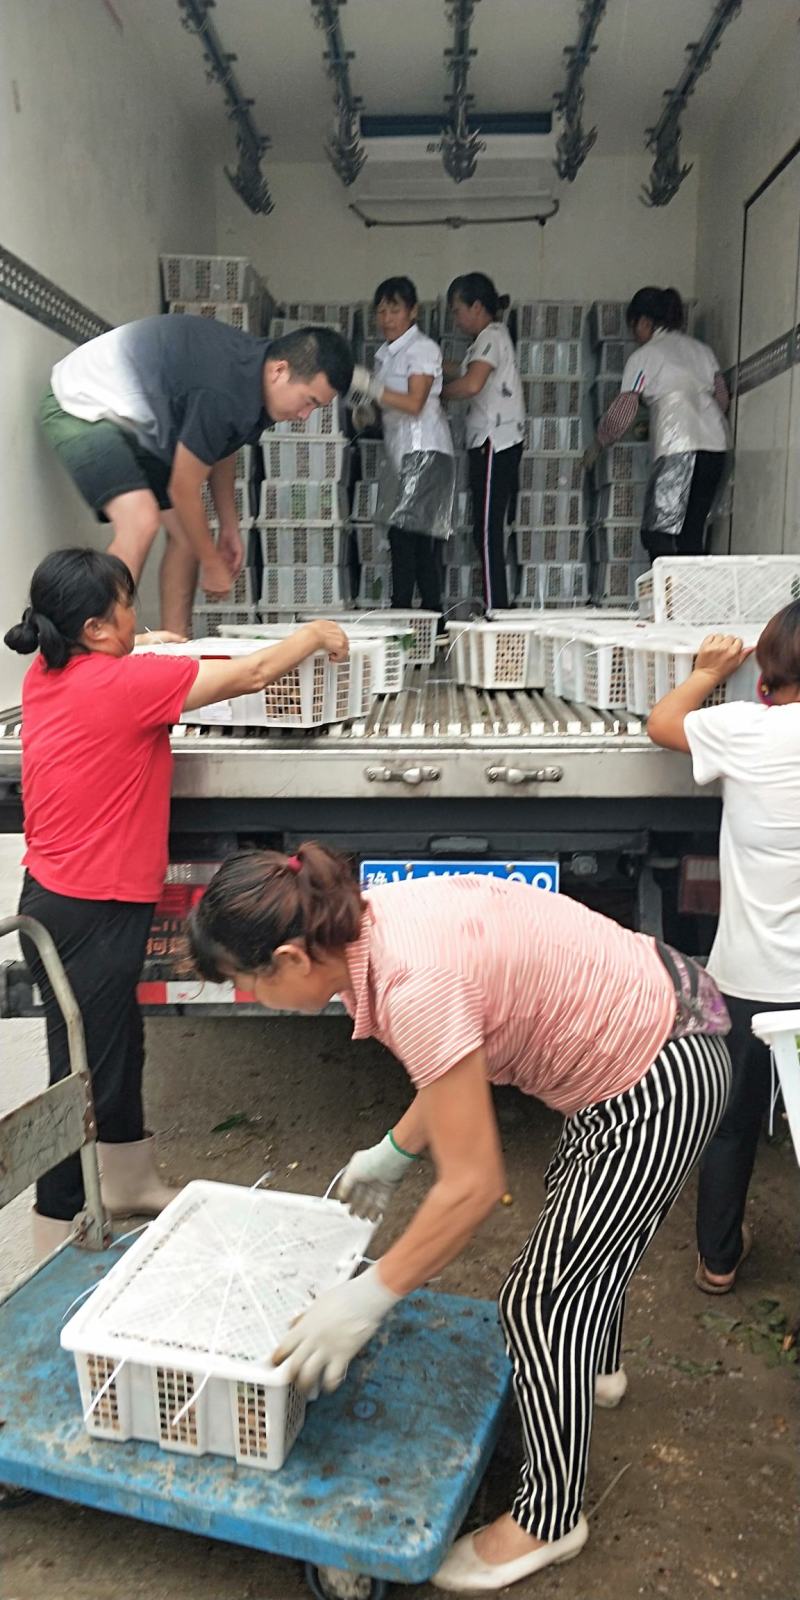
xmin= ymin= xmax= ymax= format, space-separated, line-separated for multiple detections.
xmin=188 ymin=846 xmax=730 ymax=1594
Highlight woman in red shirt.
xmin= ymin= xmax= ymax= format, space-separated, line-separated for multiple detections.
xmin=187 ymin=844 xmax=730 ymax=1591
xmin=4 ymin=547 xmax=346 ymax=1255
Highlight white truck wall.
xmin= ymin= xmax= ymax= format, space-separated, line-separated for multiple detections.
xmin=215 ymin=152 xmax=699 ymax=306
xmin=0 ymin=0 xmax=216 ymax=707
xmin=695 ymin=12 xmax=800 ymax=370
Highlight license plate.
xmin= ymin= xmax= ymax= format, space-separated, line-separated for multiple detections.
xmin=360 ymin=859 xmax=559 ymax=892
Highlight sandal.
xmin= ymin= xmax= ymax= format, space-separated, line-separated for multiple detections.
xmin=695 ymin=1222 xmax=753 ymax=1295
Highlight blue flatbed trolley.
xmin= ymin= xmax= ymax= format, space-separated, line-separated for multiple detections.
xmin=0 ymin=916 xmax=511 ymax=1599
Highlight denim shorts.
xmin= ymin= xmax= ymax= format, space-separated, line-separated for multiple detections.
xmin=39 ymin=386 xmax=172 ymax=520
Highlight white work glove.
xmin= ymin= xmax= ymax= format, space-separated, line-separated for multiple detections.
xmin=347 ymin=362 xmax=385 ymax=409
xmin=337 ymin=1131 xmax=421 ymax=1220
xmin=272 ymin=1264 xmax=399 ymax=1393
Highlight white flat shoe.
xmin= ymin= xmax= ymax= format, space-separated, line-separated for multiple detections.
xmin=431 ymin=1513 xmax=588 ymax=1592
xmin=594 ymin=1367 xmax=628 ymax=1408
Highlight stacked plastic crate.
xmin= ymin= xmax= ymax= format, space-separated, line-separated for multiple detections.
xmin=438 ymin=315 xmax=481 ymax=617
xmin=512 ymin=302 xmax=592 ymax=608
xmin=257 ymin=399 xmax=351 ymax=611
xmin=351 ymin=438 xmax=392 ymax=606
xmin=192 ymin=441 xmax=261 ymax=635
xmin=587 ymin=302 xmax=650 ymax=606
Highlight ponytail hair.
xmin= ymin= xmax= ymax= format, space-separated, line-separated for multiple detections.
xmin=4 ymin=548 xmax=135 ymax=670
xmin=447 ymin=273 xmax=508 ymax=319
xmin=625 ymin=285 xmax=685 ymax=333
xmin=187 ymin=843 xmax=365 ymax=981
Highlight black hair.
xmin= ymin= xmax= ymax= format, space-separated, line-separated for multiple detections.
xmin=268 ymin=326 xmax=354 ymax=395
xmin=187 ymin=843 xmax=365 ymax=981
xmin=372 ymin=276 xmax=418 ymax=312
xmin=447 ymin=273 xmax=510 ymax=320
xmin=4 ymin=547 xmax=135 ymax=670
xmin=757 ymin=600 xmax=800 ymax=693
xmin=625 ymin=286 xmax=685 ymax=332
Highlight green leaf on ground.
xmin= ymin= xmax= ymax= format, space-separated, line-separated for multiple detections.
xmin=211 ymin=1112 xmax=257 ymax=1133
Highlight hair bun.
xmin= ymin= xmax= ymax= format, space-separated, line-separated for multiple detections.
xmin=497 ymin=293 xmax=511 ymax=311
xmin=3 ymin=609 xmax=40 ymax=656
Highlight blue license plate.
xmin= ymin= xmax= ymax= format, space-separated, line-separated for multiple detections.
xmin=360 ymin=859 xmax=559 ymax=892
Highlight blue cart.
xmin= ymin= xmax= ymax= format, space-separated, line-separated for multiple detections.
xmin=0 ymin=916 xmax=511 ymax=1599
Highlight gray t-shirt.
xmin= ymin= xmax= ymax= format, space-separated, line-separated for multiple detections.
xmin=51 ymin=315 xmax=271 ymax=464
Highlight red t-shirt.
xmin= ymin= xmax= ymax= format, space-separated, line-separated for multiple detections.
xmin=21 ymin=651 xmax=199 ymax=903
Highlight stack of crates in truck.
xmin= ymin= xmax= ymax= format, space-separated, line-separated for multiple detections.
xmin=257 ymin=407 xmax=352 ymax=612
xmin=512 ymin=300 xmax=593 ymax=609
xmin=587 ymin=299 xmax=649 ymax=605
xmin=160 ymin=254 xmax=272 ymax=637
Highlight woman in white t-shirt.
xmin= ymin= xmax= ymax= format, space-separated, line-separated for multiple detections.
xmin=443 ymin=273 xmax=525 ymax=611
xmin=362 ymin=276 xmax=455 ymax=613
xmin=585 ymin=286 xmax=730 ymax=560
xmin=648 ymin=604 xmax=800 ymax=1292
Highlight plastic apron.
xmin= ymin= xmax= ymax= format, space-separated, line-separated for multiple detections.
xmin=376 ymin=407 xmax=455 ymax=543
xmin=642 ymin=379 xmax=731 ymax=542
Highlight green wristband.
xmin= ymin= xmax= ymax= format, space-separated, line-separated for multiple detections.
xmin=388 ymin=1128 xmax=423 ymax=1161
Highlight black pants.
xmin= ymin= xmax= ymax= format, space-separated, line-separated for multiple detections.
xmin=468 ymin=441 xmax=522 ymax=610
xmin=696 ymin=991 xmax=794 ymax=1274
xmin=19 ymin=873 xmax=153 ymax=1221
xmin=643 ymin=450 xmax=726 ymax=560
xmin=388 ymin=525 xmax=443 ymax=612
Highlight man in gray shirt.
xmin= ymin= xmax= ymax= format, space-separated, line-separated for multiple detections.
xmin=42 ymin=318 xmax=353 ymax=632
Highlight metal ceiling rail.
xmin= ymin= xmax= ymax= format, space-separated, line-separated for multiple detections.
xmin=642 ymin=0 xmax=743 ymax=207
xmin=177 ymin=0 xmax=274 ymax=215
xmin=311 ymin=0 xmax=367 ymax=187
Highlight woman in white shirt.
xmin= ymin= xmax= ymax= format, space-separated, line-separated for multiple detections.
xmin=366 ymin=276 xmax=455 ymax=613
xmin=585 ymin=286 xmax=730 ymax=560
xmin=442 ymin=273 xmax=525 ymax=611
xmin=647 ymin=604 xmax=800 ymax=1292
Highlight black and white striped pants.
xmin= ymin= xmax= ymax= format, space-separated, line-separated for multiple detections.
xmin=498 ymin=1034 xmax=731 ymax=1541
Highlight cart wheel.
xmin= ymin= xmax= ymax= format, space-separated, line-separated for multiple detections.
xmin=304 ymin=1562 xmax=388 ymax=1600
xmin=0 ymin=1482 xmax=36 ymax=1510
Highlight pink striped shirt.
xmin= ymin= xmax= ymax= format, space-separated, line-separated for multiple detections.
xmin=342 ymin=877 xmax=676 ymax=1115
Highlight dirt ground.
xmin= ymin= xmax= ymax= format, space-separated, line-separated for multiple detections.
xmin=2 ymin=1014 xmax=797 ymax=1600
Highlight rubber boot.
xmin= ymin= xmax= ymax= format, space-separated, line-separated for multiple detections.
xmin=98 ymin=1135 xmax=180 ymax=1217
xmin=31 ymin=1210 xmax=74 ymax=1262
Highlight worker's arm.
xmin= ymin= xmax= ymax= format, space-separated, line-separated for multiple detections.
xmin=182 ymin=621 xmax=349 ymax=712
xmin=583 ymin=389 xmax=641 ymax=469
xmin=336 ymin=1094 xmax=428 ymax=1219
xmin=442 ymin=359 xmax=493 ymax=401
xmin=647 ymin=633 xmax=751 ymax=753
xmin=168 ymin=443 xmax=233 ymax=599
xmin=442 ymin=357 xmax=463 ymax=380
xmin=379 ymin=372 xmax=434 ymax=417
xmin=208 ymin=453 xmax=245 ymax=580
xmin=272 ymin=1048 xmax=505 ymax=1391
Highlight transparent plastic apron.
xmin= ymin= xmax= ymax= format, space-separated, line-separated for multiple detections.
xmin=642 ymin=383 xmax=731 ymax=540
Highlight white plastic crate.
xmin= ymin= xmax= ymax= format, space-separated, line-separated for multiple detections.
xmin=169 ymin=301 xmax=257 ymax=332
xmin=592 ymin=523 xmax=647 ymax=563
xmin=589 ymin=301 xmax=629 ymax=345
xmin=514 ymin=301 xmax=584 ymax=341
xmin=279 ymin=302 xmax=350 ymax=333
xmin=444 ymin=563 xmax=483 ymax=604
xmin=515 ymin=489 xmax=586 ymax=529
xmin=257 ymin=482 xmax=349 ymax=525
xmin=61 ymin=1181 xmax=373 ymax=1470
xmin=352 ymin=480 xmax=380 ymax=521
xmin=358 ymin=566 xmax=393 ymax=606
xmin=201 ymin=480 xmax=252 ymax=527
xmin=261 ymin=437 xmax=349 ymax=483
xmin=636 ymin=556 xmax=800 ymax=625
xmin=356 ymin=524 xmax=390 ymax=563
xmin=455 ymin=489 xmax=473 ymax=527
xmin=161 ymin=255 xmax=260 ymax=304
xmin=518 ymin=454 xmax=584 ymax=494
xmin=468 ymin=622 xmax=538 ymax=690
xmin=272 ymin=399 xmax=347 ymax=438
xmin=516 ymin=528 xmax=587 ymax=564
xmin=191 ymin=605 xmax=260 ymax=636
xmin=597 ymin=482 xmax=647 ymax=522
xmin=233 ymin=444 xmax=253 ymax=480
xmin=176 ymin=637 xmax=350 ymax=728
xmin=516 ymin=340 xmax=585 ymax=378
xmin=358 ymin=440 xmax=383 ymax=479
xmin=522 ymin=377 xmax=585 ymax=418
xmin=591 ymin=375 xmax=625 ymax=418
xmin=261 ymin=565 xmax=350 ymax=610
xmin=195 ymin=568 xmax=257 ymax=608
xmin=750 ymin=1012 xmax=800 ymax=1164
xmin=595 ymin=340 xmax=637 ymax=376
xmin=259 ymin=526 xmax=348 ymax=567
xmin=597 ymin=443 xmax=651 ymax=484
xmin=593 ymin=560 xmax=648 ymax=605
xmin=519 ymin=562 xmax=588 ymax=607
xmin=525 ymin=416 xmax=585 ymax=453
xmin=623 ymin=627 xmax=760 ymax=716
xmin=578 ymin=630 xmax=638 ymax=710
xmin=221 ymin=621 xmax=409 ymax=696
xmin=319 ymin=610 xmax=440 ymax=667
xmin=445 ymin=531 xmax=477 ymax=565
